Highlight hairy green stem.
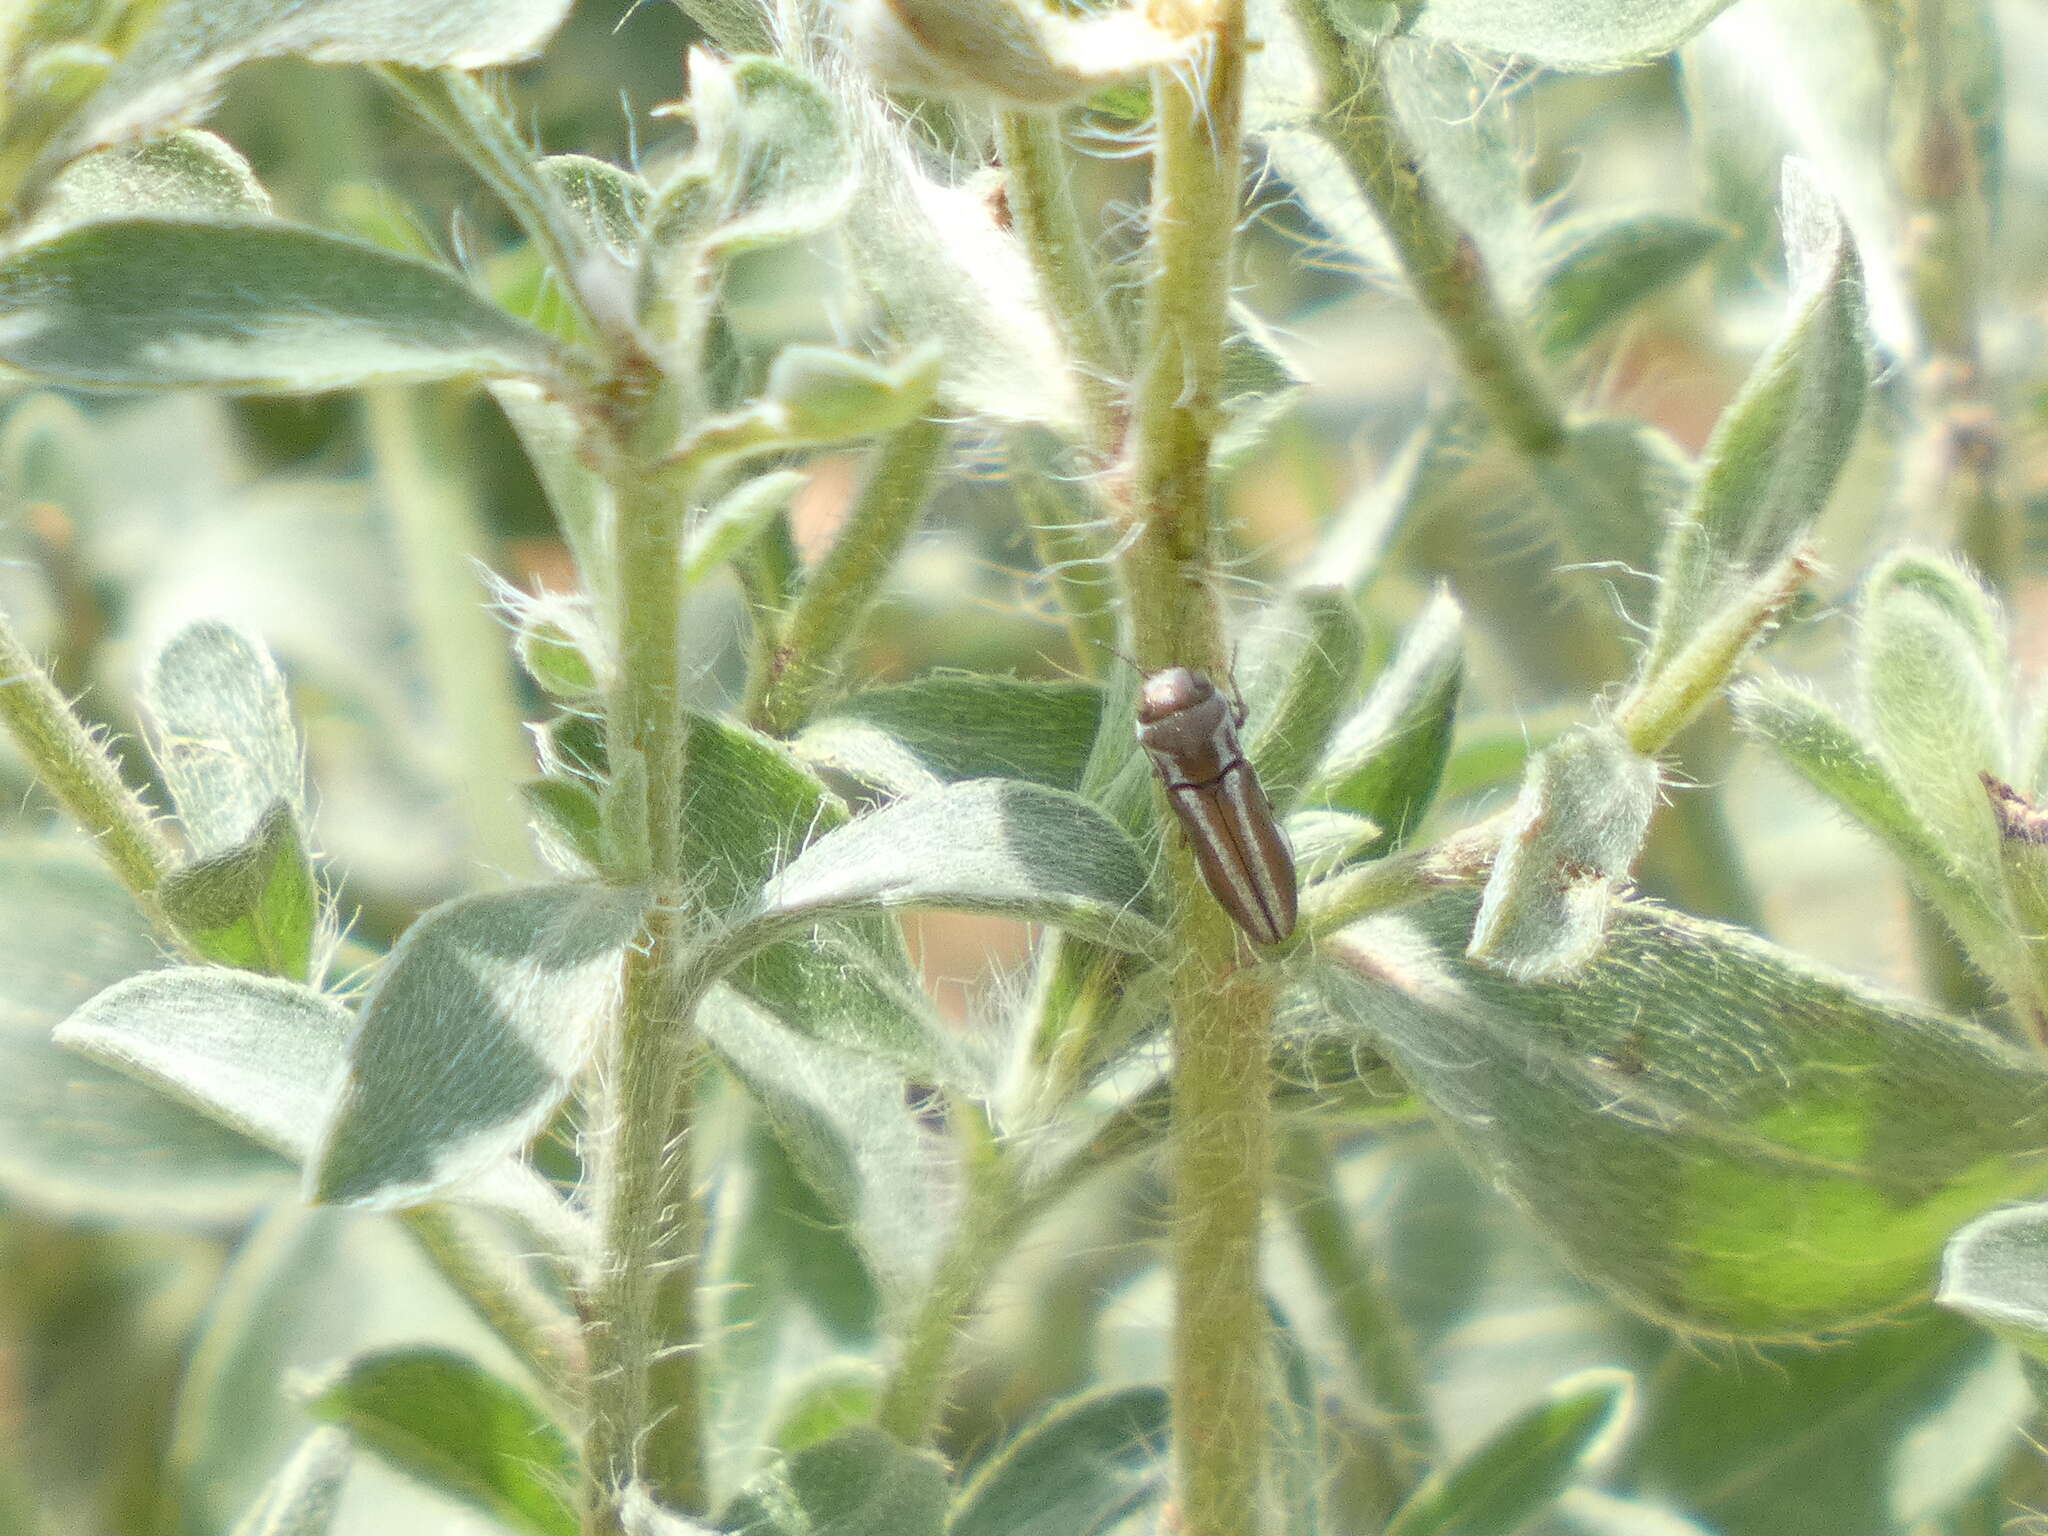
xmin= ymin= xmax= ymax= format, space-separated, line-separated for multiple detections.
xmin=364 ymin=388 xmax=535 ymax=882
xmin=1892 ymin=0 xmax=1988 ymax=367
xmin=754 ymin=416 xmax=949 ymax=736
xmin=1277 ymin=1131 xmax=1434 ymax=1492
xmin=0 ymin=608 xmax=174 ymax=906
xmin=1285 ymin=2 xmax=1566 ymax=462
xmin=874 ymin=1101 xmax=1017 ymax=1445
xmin=994 ymin=108 xmax=1128 ymax=678
xmin=1885 ymin=0 xmax=2012 ymax=589
xmin=996 ymin=111 xmax=1128 ymax=458
xmin=399 ymin=1204 xmax=584 ymax=1405
xmin=584 ymin=457 xmax=711 ymax=1524
xmin=1615 ymin=554 xmax=1812 ymax=757
xmin=1120 ymin=9 xmax=1273 ymax=1534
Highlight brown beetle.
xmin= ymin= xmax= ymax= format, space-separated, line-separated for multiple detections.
xmin=1136 ymin=667 xmax=1298 ymax=945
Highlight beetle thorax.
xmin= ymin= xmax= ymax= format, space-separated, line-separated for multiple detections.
xmin=1135 ymin=669 xmax=1239 ymax=787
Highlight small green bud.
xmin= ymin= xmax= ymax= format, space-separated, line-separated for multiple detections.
xmin=514 ymin=596 xmax=609 ymax=702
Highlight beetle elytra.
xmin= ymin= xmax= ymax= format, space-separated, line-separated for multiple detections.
xmin=1136 ymin=666 xmax=1298 ymax=946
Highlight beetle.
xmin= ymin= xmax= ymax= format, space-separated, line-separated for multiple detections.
xmin=1135 ymin=666 xmax=1298 ymax=946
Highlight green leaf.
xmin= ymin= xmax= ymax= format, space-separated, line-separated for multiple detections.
xmin=1408 ymin=0 xmax=1740 ymax=70
xmin=522 ymin=777 xmax=607 ymax=874
xmin=1642 ymin=159 xmax=1867 ymax=687
xmin=672 ymin=0 xmax=773 ymax=55
xmin=1733 ymin=675 xmax=2023 ymax=1003
xmin=1535 ymin=212 xmax=1723 ymax=358
xmin=1628 ymin=1310 xmax=2024 ymax=1535
xmin=71 ymin=0 xmax=573 ymax=148
xmin=794 ymin=676 xmax=1104 ymax=797
xmin=839 ymin=88 xmax=1080 ymax=431
xmin=35 ymin=129 xmax=271 ymax=233
xmin=1309 ymin=587 xmax=1464 ymax=855
xmin=1241 ymin=586 xmax=1370 ymax=816
xmin=309 ymin=882 xmax=644 ymax=1207
xmin=719 ymin=1425 xmax=948 ymax=1536
xmin=159 ymin=801 xmax=319 ymax=979
xmin=143 ymin=620 xmax=302 ymax=856
xmin=228 ymin=1428 xmax=353 ymax=1536
xmin=1318 ymin=1135 xmax=1650 ymax=1466
xmin=949 ymin=1386 xmax=1172 ymax=1536
xmin=755 ymin=343 xmax=941 ymax=445
xmin=643 ymin=52 xmax=855 ymax=265
xmin=1548 ymin=1491 xmax=1718 ymax=1536
xmin=751 ymin=778 xmax=1165 ymax=957
xmin=0 ymin=847 xmax=289 ymax=1219
xmin=165 ymin=1204 xmax=538 ymax=1535
xmin=539 ymin=154 xmax=648 ymax=261
xmin=491 ymin=380 xmax=615 ymax=618
xmin=1318 ymin=891 xmax=2048 ymax=1336
xmin=698 ymin=987 xmax=952 ymax=1306
xmin=308 ymin=1346 xmax=576 ymax=1536
xmin=1467 ymin=724 xmax=1659 ymax=982
xmin=1940 ymin=1201 xmax=2048 ymax=1388
xmin=1269 ymin=1301 xmax=1325 ymax=1536
xmin=56 ymin=964 xmax=349 ymax=1161
xmin=706 ymin=1123 xmax=878 ymax=1500
xmin=682 ymin=469 xmax=805 ymax=590
xmin=1215 ymin=308 xmax=1306 ymax=473
xmin=0 ymin=219 xmax=565 ymax=392
xmin=1286 ymin=809 xmax=1383 ymax=883
xmin=513 ymin=596 xmax=606 ymax=704
xmin=679 ymin=712 xmax=957 ymax=1082
xmin=1384 ymin=1371 xmax=1630 ymax=1536
xmin=763 ymin=1360 xmax=885 ymax=1455
xmin=1436 ymin=704 xmax=1577 ymax=804
xmin=846 ymin=0 xmax=1189 ymax=105
xmin=1857 ymin=551 xmax=2011 ymax=900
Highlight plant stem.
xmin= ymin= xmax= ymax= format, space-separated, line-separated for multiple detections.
xmin=874 ymin=1100 xmax=1016 ymax=1445
xmin=995 ymin=111 xmax=1128 ymax=458
xmin=399 ymin=1204 xmax=584 ymax=1403
xmin=584 ymin=454 xmax=711 ymax=1524
xmin=1276 ymin=1130 xmax=1433 ymax=1494
xmin=1284 ymin=2 xmax=1566 ymax=462
xmin=1614 ymin=553 xmax=1812 ymax=756
xmin=1885 ymin=0 xmax=2013 ymax=589
xmin=754 ymin=416 xmax=949 ymax=736
xmin=994 ymin=109 xmax=1129 ymax=677
xmin=1120 ymin=9 xmax=1273 ymax=1534
xmin=0 ymin=609 xmax=174 ymax=905
xmin=1891 ymin=0 xmax=1987 ymax=368
xmin=364 ymin=387 xmax=535 ymax=882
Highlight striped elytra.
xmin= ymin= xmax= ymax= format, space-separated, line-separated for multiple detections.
xmin=1135 ymin=666 xmax=1298 ymax=946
